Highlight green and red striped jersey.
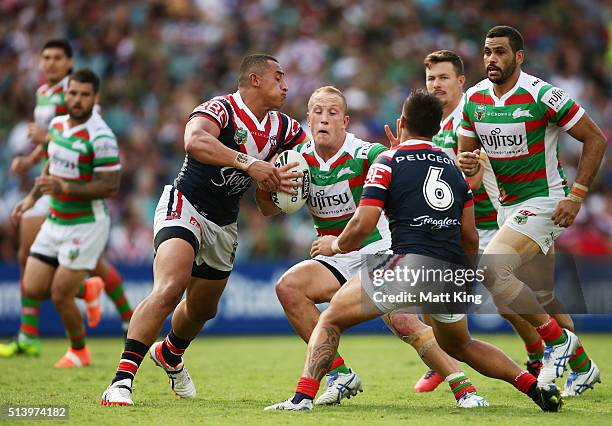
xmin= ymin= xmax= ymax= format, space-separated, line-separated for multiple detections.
xmin=34 ymin=76 xmax=69 ymax=129
xmin=47 ymin=113 xmax=121 ymax=225
xmin=296 ymin=133 xmax=391 ymax=250
xmin=459 ymin=71 xmax=582 ymax=206
xmin=432 ymin=98 xmax=500 ymax=230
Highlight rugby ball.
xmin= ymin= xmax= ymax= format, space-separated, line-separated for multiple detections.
xmin=271 ymin=150 xmax=310 ymax=213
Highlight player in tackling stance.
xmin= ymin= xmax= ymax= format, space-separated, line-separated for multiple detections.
xmin=101 ymin=54 xmax=306 ymax=406
xmin=266 ymin=91 xmax=561 ymax=412
xmin=258 ymin=86 xmax=487 ymax=408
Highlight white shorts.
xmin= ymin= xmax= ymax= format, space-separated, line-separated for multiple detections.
xmin=497 ymin=197 xmax=563 ymax=254
xmin=477 ymin=228 xmax=498 ymax=253
xmin=361 ymin=253 xmax=465 ymax=324
xmin=153 ymin=185 xmax=238 ymax=277
xmin=30 ymin=217 xmax=110 ymax=270
xmin=314 ymin=238 xmax=390 ymax=283
xmin=21 ymin=195 xmax=50 ymax=219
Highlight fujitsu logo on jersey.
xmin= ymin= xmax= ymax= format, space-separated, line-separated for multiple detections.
xmin=478 ymin=127 xmax=524 ymax=150
xmin=308 ymin=189 xmax=351 ymax=210
xmin=211 ymin=167 xmax=252 ymax=195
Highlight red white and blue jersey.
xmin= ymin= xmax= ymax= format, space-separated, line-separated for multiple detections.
xmin=174 ymin=91 xmax=307 ymax=226
xmin=361 ymin=139 xmax=473 ymax=263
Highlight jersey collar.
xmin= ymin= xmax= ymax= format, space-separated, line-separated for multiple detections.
xmin=440 ymin=95 xmax=465 ymax=130
xmin=233 ymin=91 xmax=269 ymax=130
xmin=313 ymin=132 xmax=354 ymax=171
xmin=487 ymin=71 xmax=526 ymax=106
xmin=398 ymin=139 xmax=436 ymax=148
xmin=61 ymin=113 xmax=94 ymax=136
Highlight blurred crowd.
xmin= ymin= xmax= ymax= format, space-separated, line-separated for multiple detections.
xmin=0 ymin=0 xmax=610 ymax=263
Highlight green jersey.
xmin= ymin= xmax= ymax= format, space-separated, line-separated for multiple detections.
xmin=296 ymin=133 xmax=391 ymax=250
xmin=47 ymin=113 xmax=121 ymax=225
xmin=432 ymin=98 xmax=500 ymax=230
xmin=459 ymin=71 xmax=583 ymax=206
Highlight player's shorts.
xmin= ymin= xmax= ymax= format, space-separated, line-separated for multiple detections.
xmin=477 ymin=228 xmax=498 ymax=253
xmin=497 ymin=197 xmax=563 ymax=254
xmin=361 ymin=253 xmax=466 ymax=324
xmin=21 ymin=195 xmax=50 ymax=219
xmin=314 ymin=238 xmax=390 ymax=285
xmin=30 ymin=216 xmax=110 ymax=270
xmin=153 ymin=185 xmax=238 ymax=279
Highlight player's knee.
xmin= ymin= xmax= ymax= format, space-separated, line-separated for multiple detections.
xmin=384 ymin=313 xmax=436 ymax=357
xmin=187 ymin=300 xmax=218 ymax=322
xmin=275 ymin=273 xmax=303 ymax=307
xmin=438 ymin=335 xmax=471 ymax=362
xmin=50 ymin=286 xmax=71 ymax=307
xmin=318 ymin=304 xmax=345 ymax=331
xmin=480 ymin=243 xmax=524 ymax=306
xmin=24 ymin=285 xmax=46 ymax=301
xmin=150 ymin=283 xmax=184 ymax=314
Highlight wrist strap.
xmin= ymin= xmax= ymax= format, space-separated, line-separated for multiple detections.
xmin=331 ymin=238 xmax=343 ymax=254
xmin=234 ymin=153 xmax=257 ymax=171
xmin=567 ymin=193 xmax=583 ymax=203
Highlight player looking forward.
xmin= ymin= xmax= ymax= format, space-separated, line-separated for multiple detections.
xmin=0 ymin=39 xmax=133 ymax=359
xmin=11 ymin=69 xmax=121 ymax=368
xmin=101 ymin=54 xmax=306 ymax=406
xmin=259 ymin=86 xmax=487 ymax=408
xmin=457 ymin=26 xmax=606 ymax=395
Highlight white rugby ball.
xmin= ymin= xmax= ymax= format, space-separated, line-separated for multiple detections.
xmin=271 ymin=150 xmax=310 ymax=213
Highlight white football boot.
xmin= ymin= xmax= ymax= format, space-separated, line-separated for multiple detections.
xmin=264 ymin=398 xmax=313 ymax=411
xmin=561 ymin=360 xmax=601 ymax=397
xmin=100 ymin=379 xmax=133 ymax=406
xmin=314 ymin=369 xmax=363 ymax=405
xmin=456 ymin=392 xmax=489 ymax=408
xmin=538 ymin=329 xmax=579 ymax=385
xmin=149 ymin=341 xmax=196 ymax=398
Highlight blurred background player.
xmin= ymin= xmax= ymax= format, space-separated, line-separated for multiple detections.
xmin=260 ymin=86 xmax=486 ymax=408
xmin=0 ymin=39 xmax=133 ymax=358
xmin=101 ymin=54 xmax=306 ymax=406
xmin=11 ymin=69 xmax=121 ymax=368
xmin=266 ymin=91 xmax=560 ymax=412
xmin=457 ymin=26 xmax=606 ymax=396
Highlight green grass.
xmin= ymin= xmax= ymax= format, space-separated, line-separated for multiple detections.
xmin=1 ymin=334 xmax=610 ymax=425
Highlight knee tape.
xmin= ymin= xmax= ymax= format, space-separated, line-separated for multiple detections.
xmin=383 ymin=313 xmax=436 ymax=357
xmin=481 ymin=242 xmax=525 ymax=305
xmin=535 ymin=290 xmax=555 ymax=306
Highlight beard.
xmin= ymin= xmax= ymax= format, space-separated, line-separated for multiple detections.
xmin=488 ymin=57 xmax=517 ymax=85
xmin=68 ymin=105 xmax=93 ymax=121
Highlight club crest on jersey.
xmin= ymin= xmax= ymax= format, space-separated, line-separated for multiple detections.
xmin=474 ymin=104 xmax=486 ymax=121
xmin=68 ymin=248 xmax=80 ymax=261
xmin=234 ymin=128 xmax=248 ymax=145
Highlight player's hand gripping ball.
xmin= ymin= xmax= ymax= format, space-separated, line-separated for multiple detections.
xmin=271 ymin=150 xmax=310 ymax=213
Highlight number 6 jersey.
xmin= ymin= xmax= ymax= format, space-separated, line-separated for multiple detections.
xmin=361 ymin=139 xmax=473 ymax=263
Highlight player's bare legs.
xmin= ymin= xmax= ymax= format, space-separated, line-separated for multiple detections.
xmin=0 ymin=217 xmax=47 ymax=356
xmin=102 ymin=238 xmax=195 ymax=405
xmin=481 ymin=226 xmax=586 ymax=386
xmin=275 ymin=261 xmax=340 ymax=341
xmin=90 ymin=257 xmax=133 ymax=331
xmin=127 ymin=239 xmax=194 ymax=344
xmin=49 ymin=266 xmax=91 ymax=367
xmin=276 ymin=261 xmax=365 ymax=404
xmin=171 ymin=276 xmax=229 ymax=339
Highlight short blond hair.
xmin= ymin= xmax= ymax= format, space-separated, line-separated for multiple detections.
xmin=307 ymin=86 xmax=348 ymax=114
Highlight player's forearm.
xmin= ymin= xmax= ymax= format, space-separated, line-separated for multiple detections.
xmin=255 ymin=188 xmax=281 ymax=216
xmin=185 ymin=127 xmax=255 ymax=170
xmin=62 ymin=173 xmax=121 ymax=200
xmin=28 ymin=145 xmax=46 ymax=165
xmin=574 ymin=134 xmax=606 ymax=189
xmin=466 ymin=162 xmax=484 ymax=191
xmin=337 ymin=215 xmax=374 ymax=252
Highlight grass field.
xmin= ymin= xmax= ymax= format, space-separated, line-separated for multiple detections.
xmin=1 ymin=334 xmax=610 ymax=425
